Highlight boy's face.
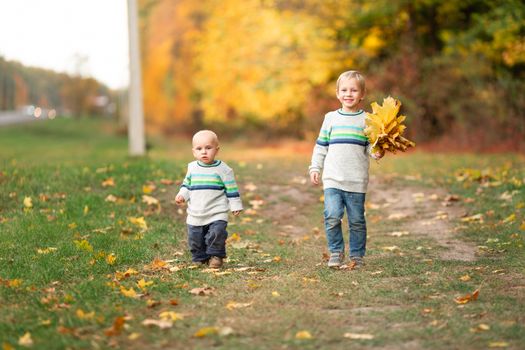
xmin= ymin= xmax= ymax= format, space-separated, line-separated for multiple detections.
xmin=336 ymin=78 xmax=364 ymax=112
xmin=192 ymin=133 xmax=219 ymax=164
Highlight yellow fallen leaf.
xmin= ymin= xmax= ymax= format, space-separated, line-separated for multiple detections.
xmin=37 ymin=247 xmax=57 ymax=254
xmin=106 ymin=254 xmax=117 ymax=265
xmin=23 ymin=197 xmax=33 ymax=208
xmin=272 ymin=291 xmax=280 ymax=297
xmin=128 ymin=216 xmax=148 ymax=230
xmin=459 ymin=274 xmax=471 ymax=281
xmin=76 ymin=309 xmax=95 ymax=320
xmin=142 ymin=319 xmax=173 ymax=329
xmin=454 ymin=289 xmax=479 ymax=304
xmin=142 ymin=195 xmax=159 ymax=206
xmin=18 ymin=332 xmax=33 ymax=347
xmin=120 ymin=286 xmax=138 ymax=298
xmin=73 ymin=239 xmax=93 ymax=252
xmin=194 ymin=326 xmax=219 ymax=337
xmin=83 ymin=205 xmax=89 ymax=215
xmin=3 ymin=342 xmax=15 ymax=350
xmin=502 ymin=213 xmax=516 ymax=224
xmin=343 ymin=332 xmax=374 ymax=340
xmin=488 ymin=342 xmax=509 ymax=348
xmin=225 ymin=301 xmax=252 ymax=310
xmin=128 ymin=332 xmax=141 ymax=340
xmin=101 ymin=178 xmax=115 ymax=187
xmin=137 ymin=278 xmax=154 ymax=290
xmin=142 ymin=184 xmax=156 ymax=194
xmin=295 ymin=331 xmax=313 ymax=339
xmin=159 ymin=311 xmax=184 ymax=321
xmin=105 ymin=194 xmax=117 ymax=202
xmin=520 ymin=221 xmax=525 ymax=231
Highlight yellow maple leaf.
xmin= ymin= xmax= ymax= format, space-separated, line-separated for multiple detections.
xmin=364 ymin=96 xmax=415 ymax=154
xmin=120 ymin=286 xmax=138 ymax=298
xmin=128 ymin=216 xmax=148 ymax=231
xmin=23 ymin=197 xmax=33 ymax=208
xmin=142 ymin=195 xmax=159 ymax=206
xmin=18 ymin=332 xmax=33 ymax=347
xmin=142 ymin=184 xmax=156 ymax=194
xmin=74 ymin=239 xmax=93 ymax=252
xmin=76 ymin=309 xmax=96 ymax=320
xmin=194 ymin=326 xmax=219 ymax=337
xmin=295 ymin=330 xmax=313 ymax=339
xmin=159 ymin=311 xmax=184 ymax=321
xmin=101 ymin=178 xmax=115 ymax=187
xmin=137 ymin=278 xmax=154 ymax=290
xmin=106 ymin=254 xmax=117 ymax=265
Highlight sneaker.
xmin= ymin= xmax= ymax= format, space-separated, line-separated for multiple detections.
xmin=350 ymin=256 xmax=364 ymax=269
xmin=327 ymin=252 xmax=344 ymax=268
xmin=209 ymin=256 xmax=223 ymax=269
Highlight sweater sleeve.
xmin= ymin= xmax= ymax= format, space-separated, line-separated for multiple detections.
xmin=309 ymin=115 xmax=330 ymax=174
xmin=176 ymin=167 xmax=191 ymax=201
xmin=220 ymin=167 xmax=243 ymax=212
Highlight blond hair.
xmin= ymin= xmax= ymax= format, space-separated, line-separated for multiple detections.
xmin=336 ymin=70 xmax=366 ymax=91
xmin=192 ymin=130 xmax=219 ymax=146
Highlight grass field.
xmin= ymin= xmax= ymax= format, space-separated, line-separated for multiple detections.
xmin=1 ymin=118 xmax=524 ymax=349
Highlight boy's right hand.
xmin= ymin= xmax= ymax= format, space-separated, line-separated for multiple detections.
xmin=175 ymin=195 xmax=185 ymax=205
xmin=310 ymin=171 xmax=320 ymax=185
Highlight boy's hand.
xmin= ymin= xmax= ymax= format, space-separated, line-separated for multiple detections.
xmin=372 ymin=150 xmax=384 ymax=160
xmin=232 ymin=210 xmax=242 ymax=216
xmin=175 ymin=195 xmax=185 ymax=205
xmin=310 ymin=171 xmax=320 ymax=185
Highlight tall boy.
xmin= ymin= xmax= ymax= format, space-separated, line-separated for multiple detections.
xmin=176 ymin=130 xmax=242 ymax=268
xmin=309 ymin=70 xmax=383 ymax=268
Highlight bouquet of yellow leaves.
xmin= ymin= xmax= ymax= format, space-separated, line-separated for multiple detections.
xmin=364 ymin=96 xmax=415 ymax=156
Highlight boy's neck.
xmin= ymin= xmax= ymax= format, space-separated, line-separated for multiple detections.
xmin=341 ymin=106 xmax=361 ymax=113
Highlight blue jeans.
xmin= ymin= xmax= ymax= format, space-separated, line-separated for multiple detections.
xmin=187 ymin=220 xmax=228 ymax=262
xmin=323 ymin=188 xmax=367 ymax=257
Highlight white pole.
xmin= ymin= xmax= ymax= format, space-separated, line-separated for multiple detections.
xmin=127 ymin=0 xmax=145 ymax=156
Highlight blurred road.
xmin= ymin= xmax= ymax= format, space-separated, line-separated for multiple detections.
xmin=0 ymin=111 xmax=47 ymax=126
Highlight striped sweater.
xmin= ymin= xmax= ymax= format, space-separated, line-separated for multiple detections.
xmin=309 ymin=109 xmax=373 ymax=193
xmin=177 ymin=160 xmax=243 ymax=226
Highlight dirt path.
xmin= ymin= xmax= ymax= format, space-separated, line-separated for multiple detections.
xmin=262 ymin=170 xmax=477 ymax=262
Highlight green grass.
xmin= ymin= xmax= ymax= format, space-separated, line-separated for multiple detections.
xmin=1 ymin=118 xmax=524 ymax=349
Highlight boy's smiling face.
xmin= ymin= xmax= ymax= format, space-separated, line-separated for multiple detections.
xmin=192 ymin=132 xmax=219 ymax=164
xmin=336 ymin=77 xmax=365 ymax=112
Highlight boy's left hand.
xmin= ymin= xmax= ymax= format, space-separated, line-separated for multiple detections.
xmin=232 ymin=210 xmax=242 ymax=216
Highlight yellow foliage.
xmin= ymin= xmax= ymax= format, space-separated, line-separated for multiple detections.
xmin=364 ymin=96 xmax=416 ymax=154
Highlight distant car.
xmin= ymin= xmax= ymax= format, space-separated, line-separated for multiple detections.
xmin=19 ymin=105 xmax=35 ymax=116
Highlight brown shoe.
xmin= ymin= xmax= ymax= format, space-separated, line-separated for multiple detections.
xmin=209 ymin=256 xmax=223 ymax=269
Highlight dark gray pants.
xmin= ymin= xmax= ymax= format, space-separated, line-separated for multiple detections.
xmin=187 ymin=220 xmax=228 ymax=262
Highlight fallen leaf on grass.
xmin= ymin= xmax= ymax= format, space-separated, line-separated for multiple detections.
xmin=142 ymin=319 xmax=173 ymax=329
xmin=37 ymin=247 xmax=57 ymax=254
xmin=23 ymin=197 xmax=33 ymax=208
xmin=142 ymin=195 xmax=159 ymax=206
xmin=488 ymin=342 xmax=510 ymax=348
xmin=461 ymin=214 xmax=484 ymax=223
xmin=120 ymin=286 xmax=139 ymax=299
xmin=194 ymin=326 xmax=234 ymax=337
xmin=137 ymin=279 xmax=154 ymax=291
xmin=470 ymin=324 xmax=490 ymax=332
xmin=101 ymin=178 xmax=115 ymax=187
xmin=128 ymin=216 xmax=148 ymax=231
xmin=390 ymin=231 xmax=409 ymax=237
xmin=159 ymin=311 xmax=184 ymax=321
xmin=343 ymin=332 xmax=374 ymax=340
xmin=295 ymin=331 xmax=313 ymax=339
xmin=18 ymin=332 xmax=33 ymax=347
xmin=382 ymin=245 xmax=400 ymax=252
xmin=105 ymin=316 xmax=126 ymax=336
xmin=225 ymin=301 xmax=252 ymax=310
xmin=388 ymin=213 xmax=409 ymax=220
xmin=459 ymin=274 xmax=471 ymax=281
xmin=454 ymin=289 xmax=480 ymax=304
xmin=189 ymin=287 xmax=216 ymax=296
